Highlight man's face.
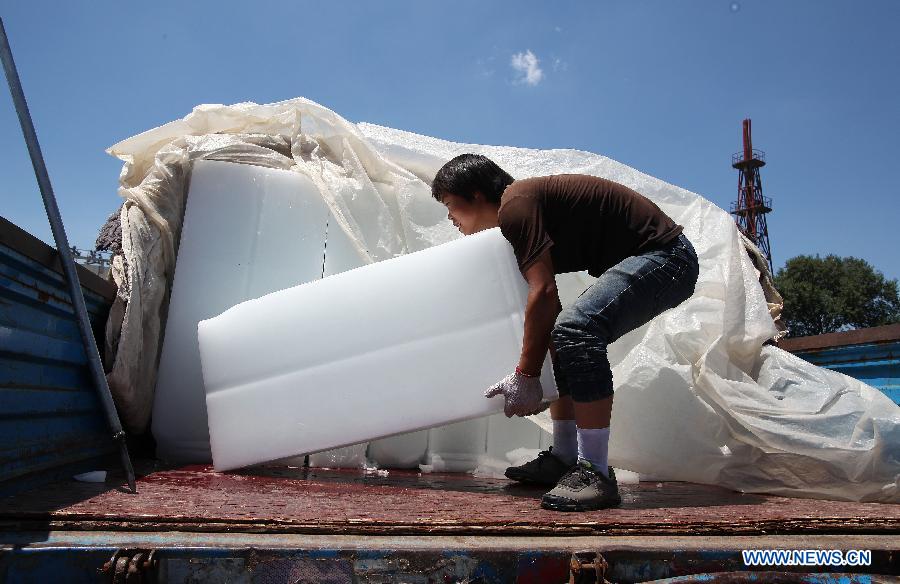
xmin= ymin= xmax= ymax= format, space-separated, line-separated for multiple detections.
xmin=441 ymin=192 xmax=480 ymax=236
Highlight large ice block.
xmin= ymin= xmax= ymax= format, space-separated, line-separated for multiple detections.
xmin=426 ymin=418 xmax=489 ymax=472
xmin=423 ymin=413 xmax=546 ymax=472
xmin=152 ymin=160 xmax=332 ymax=462
xmin=486 ymin=413 xmax=546 ymax=463
xmin=367 ymin=431 xmax=429 ymax=468
xmin=199 ymin=227 xmax=558 ymax=471
xmin=308 ymin=444 xmax=368 ymax=468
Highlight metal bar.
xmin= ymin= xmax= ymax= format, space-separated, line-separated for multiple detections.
xmin=0 ymin=16 xmax=136 ymax=492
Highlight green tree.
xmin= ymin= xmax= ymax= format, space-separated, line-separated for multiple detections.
xmin=774 ymin=255 xmax=900 ymax=337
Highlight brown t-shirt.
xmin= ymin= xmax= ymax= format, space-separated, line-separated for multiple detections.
xmin=498 ymin=175 xmax=683 ymax=276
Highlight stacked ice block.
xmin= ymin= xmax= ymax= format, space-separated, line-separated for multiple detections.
xmin=152 ymin=160 xmax=336 ymax=462
xmin=198 ymin=228 xmax=557 ymax=471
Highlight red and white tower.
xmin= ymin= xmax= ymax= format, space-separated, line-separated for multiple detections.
xmin=731 ymin=118 xmax=774 ymax=272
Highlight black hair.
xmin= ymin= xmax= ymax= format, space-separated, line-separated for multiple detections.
xmin=431 ymin=154 xmax=515 ymax=204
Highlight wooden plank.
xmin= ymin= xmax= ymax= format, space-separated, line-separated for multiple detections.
xmin=1 ymin=465 xmax=896 ymax=537
xmin=778 ymin=324 xmax=900 ymax=353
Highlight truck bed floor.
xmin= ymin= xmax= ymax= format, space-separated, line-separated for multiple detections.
xmin=1 ymin=464 xmax=896 ymax=536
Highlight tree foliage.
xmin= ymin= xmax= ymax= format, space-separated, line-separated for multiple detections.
xmin=774 ymin=255 xmax=900 ymax=337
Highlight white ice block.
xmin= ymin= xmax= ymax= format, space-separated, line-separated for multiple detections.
xmin=367 ymin=430 xmax=429 ymax=468
xmin=199 ymin=227 xmax=558 ymax=471
xmin=311 ymin=213 xmax=374 ymax=467
xmin=322 ymin=215 xmax=371 ymax=278
xmin=425 ymin=413 xmax=545 ymax=473
xmin=308 ymin=444 xmax=368 ymax=468
xmin=152 ymin=160 xmax=332 ymax=462
xmin=426 ymin=419 xmax=489 ymax=472
xmin=486 ymin=413 xmax=545 ymax=463
xmin=539 ymin=427 xmax=553 ymax=450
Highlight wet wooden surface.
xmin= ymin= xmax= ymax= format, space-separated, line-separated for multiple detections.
xmin=1 ymin=464 xmax=896 ymax=536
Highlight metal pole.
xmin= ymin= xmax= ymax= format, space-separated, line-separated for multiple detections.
xmin=0 ymin=16 xmax=136 ymax=493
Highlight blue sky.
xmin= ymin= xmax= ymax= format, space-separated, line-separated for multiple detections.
xmin=2 ymin=1 xmax=898 ymax=280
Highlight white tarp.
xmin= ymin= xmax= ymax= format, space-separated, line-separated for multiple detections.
xmin=105 ymin=97 xmax=899 ymax=502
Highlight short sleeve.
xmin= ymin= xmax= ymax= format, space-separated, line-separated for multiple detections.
xmin=498 ymin=196 xmax=553 ymax=273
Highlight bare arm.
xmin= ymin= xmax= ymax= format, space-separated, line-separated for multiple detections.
xmin=517 ymin=248 xmax=562 ymax=376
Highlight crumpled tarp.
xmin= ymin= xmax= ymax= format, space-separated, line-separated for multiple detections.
xmin=104 ymin=97 xmax=898 ymax=502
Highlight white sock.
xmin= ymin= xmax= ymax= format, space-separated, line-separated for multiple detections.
xmin=552 ymin=419 xmax=577 ymax=465
xmin=577 ymin=427 xmax=610 ymax=477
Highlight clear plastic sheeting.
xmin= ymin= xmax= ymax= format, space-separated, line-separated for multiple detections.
xmin=105 ymin=99 xmax=455 ymax=435
xmin=105 ymin=97 xmax=899 ymax=502
xmin=357 ymin=122 xmax=899 ymax=503
xmin=104 ymin=134 xmax=299 ymax=434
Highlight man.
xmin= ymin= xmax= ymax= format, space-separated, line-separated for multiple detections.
xmin=432 ymin=154 xmax=699 ymax=512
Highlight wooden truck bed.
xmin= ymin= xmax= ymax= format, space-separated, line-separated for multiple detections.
xmin=2 ymin=463 xmax=896 ymax=537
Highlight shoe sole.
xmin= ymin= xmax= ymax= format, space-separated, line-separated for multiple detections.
xmin=540 ymin=494 xmax=622 ymax=512
xmin=504 ymin=469 xmax=564 ymax=486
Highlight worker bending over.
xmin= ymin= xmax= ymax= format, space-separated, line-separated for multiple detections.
xmin=432 ymin=154 xmax=699 ymax=511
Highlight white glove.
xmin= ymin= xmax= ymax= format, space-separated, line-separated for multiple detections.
xmin=484 ymin=369 xmax=549 ymax=417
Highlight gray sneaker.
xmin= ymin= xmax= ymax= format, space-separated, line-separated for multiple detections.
xmin=504 ymin=447 xmax=574 ymax=485
xmin=540 ymin=460 xmax=622 ymax=512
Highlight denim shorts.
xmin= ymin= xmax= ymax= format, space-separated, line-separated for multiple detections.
xmin=550 ymin=233 xmax=699 ymax=402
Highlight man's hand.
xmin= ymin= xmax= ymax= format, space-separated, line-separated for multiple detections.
xmin=484 ymin=370 xmax=549 ymax=417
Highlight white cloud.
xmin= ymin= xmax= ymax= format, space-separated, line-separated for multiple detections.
xmin=510 ymin=50 xmax=544 ymax=86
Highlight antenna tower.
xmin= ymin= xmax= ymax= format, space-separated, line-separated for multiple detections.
xmin=731 ymin=118 xmax=774 ymax=272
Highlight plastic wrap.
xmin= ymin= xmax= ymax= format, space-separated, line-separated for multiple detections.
xmin=104 ymin=98 xmax=899 ymax=501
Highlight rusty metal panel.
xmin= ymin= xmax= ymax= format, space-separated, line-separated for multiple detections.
xmin=0 ymin=216 xmax=116 ymax=487
xmin=1 ymin=532 xmax=897 ymax=583
xmin=778 ymin=324 xmax=900 ymax=353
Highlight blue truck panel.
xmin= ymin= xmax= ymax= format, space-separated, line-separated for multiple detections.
xmin=780 ymin=325 xmax=900 ymax=405
xmin=1 ymin=532 xmax=897 ymax=583
xmin=793 ymin=345 xmax=899 ymax=404
xmin=0 ymin=215 xmax=117 ymax=488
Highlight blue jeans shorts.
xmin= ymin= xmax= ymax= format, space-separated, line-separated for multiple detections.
xmin=550 ymin=233 xmax=699 ymax=402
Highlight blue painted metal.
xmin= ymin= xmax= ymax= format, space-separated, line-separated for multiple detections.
xmin=791 ymin=341 xmax=900 ymax=405
xmin=0 ymin=219 xmax=116 ymax=489
xmin=2 ymin=538 xmax=894 ymax=583
xmin=1 ymin=548 xmax=112 ymax=584
xmin=1 ymin=15 xmax=134 ymax=490
xmin=0 ymin=18 xmax=136 ymax=492
xmin=644 ymin=573 xmax=875 ymax=583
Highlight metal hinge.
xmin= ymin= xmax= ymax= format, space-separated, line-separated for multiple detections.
xmin=570 ymin=550 xmax=611 ymax=584
xmin=99 ymin=549 xmax=158 ymax=584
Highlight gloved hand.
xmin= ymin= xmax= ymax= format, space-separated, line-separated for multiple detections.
xmin=484 ymin=368 xmax=549 ymax=418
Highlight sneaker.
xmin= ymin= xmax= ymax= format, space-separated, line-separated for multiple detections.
xmin=504 ymin=447 xmax=574 ymax=486
xmin=540 ymin=460 xmax=622 ymax=512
